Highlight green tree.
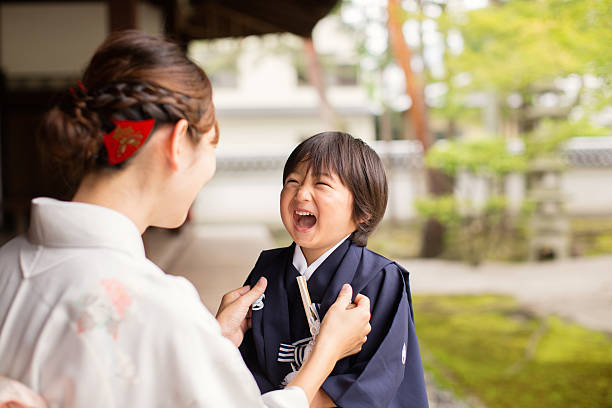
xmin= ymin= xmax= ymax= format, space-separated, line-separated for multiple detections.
xmin=445 ymin=0 xmax=612 ymax=131
xmin=416 ymin=137 xmax=529 ymax=264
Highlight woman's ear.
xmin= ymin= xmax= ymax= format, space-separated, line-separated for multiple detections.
xmin=168 ymin=119 xmax=190 ymax=171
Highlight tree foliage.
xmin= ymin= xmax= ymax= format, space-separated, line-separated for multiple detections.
xmin=524 ymin=119 xmax=609 ymax=158
xmin=446 ymin=0 xmax=612 ymax=94
xmin=426 ymin=137 xmax=528 ymax=176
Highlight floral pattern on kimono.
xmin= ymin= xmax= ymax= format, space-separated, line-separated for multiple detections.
xmin=73 ymin=279 xmax=132 ymax=339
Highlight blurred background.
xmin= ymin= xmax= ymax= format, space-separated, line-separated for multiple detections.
xmin=1 ymin=0 xmax=611 ymax=407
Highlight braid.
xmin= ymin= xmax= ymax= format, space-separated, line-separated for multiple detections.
xmin=39 ymin=30 xmax=216 ymax=183
xmin=86 ymin=81 xmax=204 ymax=136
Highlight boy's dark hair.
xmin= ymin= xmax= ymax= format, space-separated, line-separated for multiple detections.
xmin=282 ymin=132 xmax=388 ymax=246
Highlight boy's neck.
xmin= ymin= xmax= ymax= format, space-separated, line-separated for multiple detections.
xmin=301 ymin=247 xmax=326 ymax=266
xmin=299 ymin=235 xmax=351 ymax=266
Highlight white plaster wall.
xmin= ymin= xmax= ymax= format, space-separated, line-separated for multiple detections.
xmin=1 ymin=2 xmax=163 ymax=75
xmin=215 ymin=113 xmax=375 ymax=153
xmin=505 ymin=173 xmax=526 ymax=213
xmin=455 ymin=171 xmax=490 ymax=212
xmin=312 ymin=15 xmax=356 ymax=60
xmin=448 ymin=167 xmax=612 ymax=217
xmin=562 ymin=168 xmax=612 ymax=216
xmin=193 ymin=169 xmax=285 ymax=226
xmin=386 ymin=166 xmax=426 ymax=221
xmin=213 ymin=85 xmax=371 ymax=115
xmin=210 ymin=45 xmax=371 ymax=116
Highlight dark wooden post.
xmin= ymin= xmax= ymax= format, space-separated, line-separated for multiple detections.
xmin=162 ymin=0 xmax=179 ymax=38
xmin=108 ymin=0 xmax=138 ymax=32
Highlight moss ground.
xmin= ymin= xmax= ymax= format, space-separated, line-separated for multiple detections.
xmin=414 ymin=295 xmax=612 ymax=408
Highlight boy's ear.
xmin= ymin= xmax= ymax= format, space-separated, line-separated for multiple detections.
xmin=356 ymin=213 xmax=370 ymax=225
xmin=168 ymin=119 xmax=190 ymax=171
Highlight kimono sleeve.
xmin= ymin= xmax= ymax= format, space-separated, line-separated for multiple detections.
xmin=240 ymin=324 xmax=277 ymax=392
xmin=321 ymin=264 xmax=428 ymax=408
xmin=154 ymin=278 xmax=308 ymax=408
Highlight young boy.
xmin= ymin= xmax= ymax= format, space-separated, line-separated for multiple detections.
xmin=239 ymin=132 xmax=429 ymax=408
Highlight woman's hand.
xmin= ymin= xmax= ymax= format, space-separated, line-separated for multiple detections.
xmin=315 ymin=284 xmax=371 ymax=361
xmin=287 ymin=284 xmax=371 ymax=404
xmin=216 ymin=277 xmax=267 ymax=347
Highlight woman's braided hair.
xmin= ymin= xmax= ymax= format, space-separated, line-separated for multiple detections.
xmin=40 ymin=30 xmax=217 ymax=180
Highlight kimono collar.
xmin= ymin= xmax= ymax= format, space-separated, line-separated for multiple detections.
xmin=293 ymin=234 xmax=351 ymax=280
xmin=28 ymin=197 xmax=145 ymax=258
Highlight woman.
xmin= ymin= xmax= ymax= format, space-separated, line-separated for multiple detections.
xmin=0 ymin=30 xmax=371 ymax=407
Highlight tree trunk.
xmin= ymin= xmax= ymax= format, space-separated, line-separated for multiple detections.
xmin=303 ymin=38 xmax=345 ymax=131
xmin=388 ymin=0 xmax=453 ymax=257
xmin=386 ymin=0 xmax=430 ymax=149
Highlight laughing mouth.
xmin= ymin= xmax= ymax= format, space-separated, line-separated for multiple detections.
xmin=294 ymin=209 xmax=317 ymax=230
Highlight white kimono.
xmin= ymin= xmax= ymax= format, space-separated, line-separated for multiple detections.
xmin=0 ymin=197 xmax=307 ymax=408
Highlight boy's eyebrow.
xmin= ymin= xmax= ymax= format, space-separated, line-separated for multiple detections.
xmin=284 ymin=172 xmax=300 ymax=180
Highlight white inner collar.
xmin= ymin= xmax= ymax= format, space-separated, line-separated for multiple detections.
xmin=292 ymin=234 xmax=351 ymax=280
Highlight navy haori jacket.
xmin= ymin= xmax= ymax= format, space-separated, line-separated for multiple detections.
xmin=239 ymin=239 xmax=429 ymax=408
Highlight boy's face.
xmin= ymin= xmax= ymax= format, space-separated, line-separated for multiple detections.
xmin=280 ymin=161 xmax=358 ymax=264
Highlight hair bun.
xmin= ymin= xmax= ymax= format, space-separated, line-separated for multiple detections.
xmin=38 ymin=30 xmax=216 ymax=182
xmin=38 ymin=87 xmax=104 ymax=181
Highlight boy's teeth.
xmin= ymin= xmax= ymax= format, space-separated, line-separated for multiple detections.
xmin=296 ymin=211 xmax=313 ymax=216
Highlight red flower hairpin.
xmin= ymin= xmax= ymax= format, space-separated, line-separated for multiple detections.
xmin=76 ymin=80 xmax=87 ymax=92
xmin=69 ymin=80 xmax=87 ymax=98
xmin=103 ymin=119 xmax=156 ymax=165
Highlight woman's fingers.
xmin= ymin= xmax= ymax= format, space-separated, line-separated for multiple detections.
xmin=218 ymin=285 xmax=250 ymax=313
xmin=217 ymin=277 xmax=267 ymax=315
xmin=238 ymin=277 xmax=267 ymax=308
xmin=353 ymin=294 xmax=371 ymax=313
xmin=316 ymin=284 xmax=372 ymax=362
xmin=334 ymin=284 xmax=353 ymax=308
xmin=215 ymin=277 xmax=267 ymax=347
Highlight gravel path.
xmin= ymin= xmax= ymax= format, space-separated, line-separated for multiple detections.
xmin=425 ymin=374 xmax=474 ymax=408
xmin=403 ymin=256 xmax=612 ymax=333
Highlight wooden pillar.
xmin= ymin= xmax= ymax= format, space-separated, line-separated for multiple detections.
xmin=162 ymin=0 xmax=178 ymax=38
xmin=108 ymin=0 xmax=138 ymax=32
xmin=0 ymin=5 xmax=3 ymax=68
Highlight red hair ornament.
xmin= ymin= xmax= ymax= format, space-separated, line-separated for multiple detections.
xmin=103 ymin=119 xmax=155 ymax=165
xmin=69 ymin=80 xmax=88 ymax=98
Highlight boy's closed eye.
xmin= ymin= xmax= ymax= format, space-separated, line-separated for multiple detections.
xmin=315 ymin=173 xmax=337 ymax=188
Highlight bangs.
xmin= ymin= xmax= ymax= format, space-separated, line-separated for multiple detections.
xmin=282 ymin=132 xmax=349 ymax=184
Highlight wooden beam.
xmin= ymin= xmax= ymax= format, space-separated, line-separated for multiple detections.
xmin=108 ymin=0 xmax=138 ymax=32
xmin=183 ymin=2 xmax=285 ymax=40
